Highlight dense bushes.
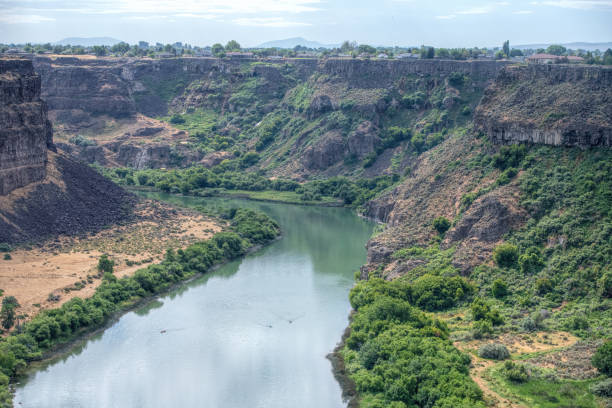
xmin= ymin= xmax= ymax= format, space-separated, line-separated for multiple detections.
xmin=343 ymin=278 xmax=484 ymax=408
xmin=592 ymin=340 xmax=612 ymax=376
xmin=101 ymin=165 xmax=398 ymax=208
xmin=0 ymin=208 xmax=279 ymax=403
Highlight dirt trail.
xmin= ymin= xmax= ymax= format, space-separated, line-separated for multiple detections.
xmin=454 ymin=331 xmax=579 ymax=407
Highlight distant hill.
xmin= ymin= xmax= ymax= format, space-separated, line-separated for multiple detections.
xmin=513 ymin=42 xmax=612 ymax=51
xmin=54 ymin=37 xmax=122 ymax=47
xmin=257 ymin=37 xmax=338 ymax=49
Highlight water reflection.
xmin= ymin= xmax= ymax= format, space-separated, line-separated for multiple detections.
xmin=15 ymin=194 xmax=373 ymax=408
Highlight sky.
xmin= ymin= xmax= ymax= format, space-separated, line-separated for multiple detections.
xmin=1 ymin=0 xmax=611 ymax=48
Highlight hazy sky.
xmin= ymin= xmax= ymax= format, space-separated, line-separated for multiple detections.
xmin=1 ymin=0 xmax=611 ymax=47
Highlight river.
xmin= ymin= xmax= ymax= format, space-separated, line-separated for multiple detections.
xmin=14 ymin=192 xmax=373 ymax=408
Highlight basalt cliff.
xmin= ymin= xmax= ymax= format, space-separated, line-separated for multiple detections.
xmin=475 ymin=64 xmax=612 ymax=147
xmin=0 ymin=58 xmax=134 ymax=243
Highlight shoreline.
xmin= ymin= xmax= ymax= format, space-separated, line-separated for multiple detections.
xmin=327 ymin=320 xmax=360 ymax=408
xmin=10 ymin=234 xmax=278 ymax=396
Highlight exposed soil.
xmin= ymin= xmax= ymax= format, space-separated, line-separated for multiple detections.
xmin=0 ymin=200 xmax=221 ymax=323
xmin=454 ymin=331 xmax=581 ymax=407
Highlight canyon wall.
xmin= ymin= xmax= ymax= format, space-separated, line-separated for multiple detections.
xmin=0 ymin=59 xmax=53 ymax=195
xmin=475 ymin=64 xmax=612 ymax=147
xmin=0 ymin=58 xmax=135 ymax=243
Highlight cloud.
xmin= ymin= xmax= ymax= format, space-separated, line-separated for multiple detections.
xmin=435 ymin=14 xmax=457 ymax=19
xmin=0 ymin=13 xmax=54 ymax=23
xmin=456 ymin=6 xmax=493 ymax=14
xmin=534 ymin=0 xmax=612 ymax=9
xmin=231 ymin=17 xmax=311 ymax=27
xmin=513 ymin=9 xmax=534 ymax=13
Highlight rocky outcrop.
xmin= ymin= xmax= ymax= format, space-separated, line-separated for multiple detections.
xmin=347 ymin=121 xmax=380 ymax=158
xmin=0 ymin=58 xmax=135 ymax=244
xmin=302 ymin=131 xmax=345 ymax=170
xmin=0 ymin=59 xmax=53 ymax=195
xmin=475 ymin=64 xmax=612 ymax=147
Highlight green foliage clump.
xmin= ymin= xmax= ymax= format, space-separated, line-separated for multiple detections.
xmin=2 ymin=254 xmax=10 ymax=261
xmin=518 ymin=247 xmax=545 ymax=274
xmin=502 ymin=361 xmax=529 ymax=383
xmin=493 ymin=243 xmax=519 ymax=268
xmin=492 ymin=144 xmax=526 ymax=170
xmin=0 ymin=296 xmax=20 ymax=330
xmin=0 ymin=244 xmax=10 ymax=253
xmin=592 ymin=340 xmax=612 ymax=376
xmin=69 ymin=134 xmax=96 ymax=147
xmin=410 ymin=274 xmax=472 ymax=311
xmin=343 ymin=278 xmax=484 ymax=408
xmin=478 ymin=343 xmax=510 ymax=360
xmin=491 ymin=279 xmax=508 ymax=298
xmin=169 ymin=114 xmax=186 ymax=124
xmin=432 ymin=216 xmax=451 ymax=234
xmin=591 ymin=378 xmax=612 ymax=397
xmin=97 ymin=255 xmax=114 ymax=274
xmin=471 ymin=298 xmax=503 ymax=326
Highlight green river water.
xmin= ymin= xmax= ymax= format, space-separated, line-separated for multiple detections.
xmin=14 ymin=192 xmax=374 ymax=408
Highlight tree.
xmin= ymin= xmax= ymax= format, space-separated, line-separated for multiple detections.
xmin=421 ymin=46 xmax=435 ymax=59
xmin=358 ymin=44 xmax=376 ymax=54
xmin=1 ymin=296 xmax=20 ymax=329
xmin=493 ymin=243 xmax=518 ymax=268
xmin=211 ymin=43 xmax=225 ymax=57
xmin=509 ymin=48 xmax=523 ymax=57
xmin=97 ymin=254 xmax=114 ymax=274
xmin=111 ymin=41 xmax=130 ymax=55
xmin=592 ymin=340 xmax=612 ymax=376
xmin=92 ymin=46 xmax=107 ymax=57
xmin=225 ymin=40 xmax=241 ymax=51
xmin=432 ymin=216 xmax=451 ymax=234
xmin=340 ymin=40 xmax=357 ymax=53
xmin=502 ymin=40 xmax=510 ymax=57
xmin=491 ymin=279 xmax=508 ymax=298
xmin=546 ymin=44 xmax=567 ymax=56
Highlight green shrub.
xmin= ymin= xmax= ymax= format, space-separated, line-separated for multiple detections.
xmin=600 ymin=272 xmax=612 ymax=298
xmin=0 ymin=244 xmax=11 ymax=253
xmin=169 ymin=114 xmax=185 ymax=124
xmin=472 ymin=320 xmax=493 ymax=339
xmin=503 ymin=361 xmax=529 ymax=383
xmin=410 ymin=274 xmax=472 ymax=311
xmin=97 ymin=255 xmax=114 ymax=274
xmin=592 ymin=340 xmax=612 ymax=376
xmin=471 ymin=298 xmax=504 ymax=325
xmin=2 ymin=254 xmax=10 ymax=261
xmin=535 ymin=277 xmax=553 ymax=294
xmin=492 ymin=144 xmax=526 ymax=170
xmin=519 ymin=247 xmax=545 ymax=274
xmin=591 ymin=378 xmax=612 ymax=397
xmin=493 ymin=243 xmax=519 ymax=268
xmin=491 ymin=279 xmax=508 ymax=298
xmin=478 ymin=343 xmax=510 ymax=360
xmin=433 ymin=216 xmax=451 ymax=234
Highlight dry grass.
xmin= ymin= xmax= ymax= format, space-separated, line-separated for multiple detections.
xmin=0 ymin=200 xmax=221 ymax=323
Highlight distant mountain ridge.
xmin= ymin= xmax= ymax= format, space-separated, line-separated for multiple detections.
xmin=513 ymin=41 xmax=612 ymax=51
xmin=257 ymin=37 xmax=338 ymax=49
xmin=54 ymin=37 xmax=122 ymax=47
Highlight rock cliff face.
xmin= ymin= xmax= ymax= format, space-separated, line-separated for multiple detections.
xmin=475 ymin=64 xmax=612 ymax=147
xmin=0 ymin=58 xmax=135 ymax=244
xmin=0 ymin=59 xmax=53 ymax=195
xmin=31 ymin=56 xmax=509 ymax=173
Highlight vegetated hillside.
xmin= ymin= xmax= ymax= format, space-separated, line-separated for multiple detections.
xmin=475 ymin=64 xmax=612 ymax=147
xmin=345 ymin=66 xmax=612 ymax=407
xmin=0 ymin=58 xmax=135 ymax=244
xmin=33 ymin=56 xmax=509 ymax=177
